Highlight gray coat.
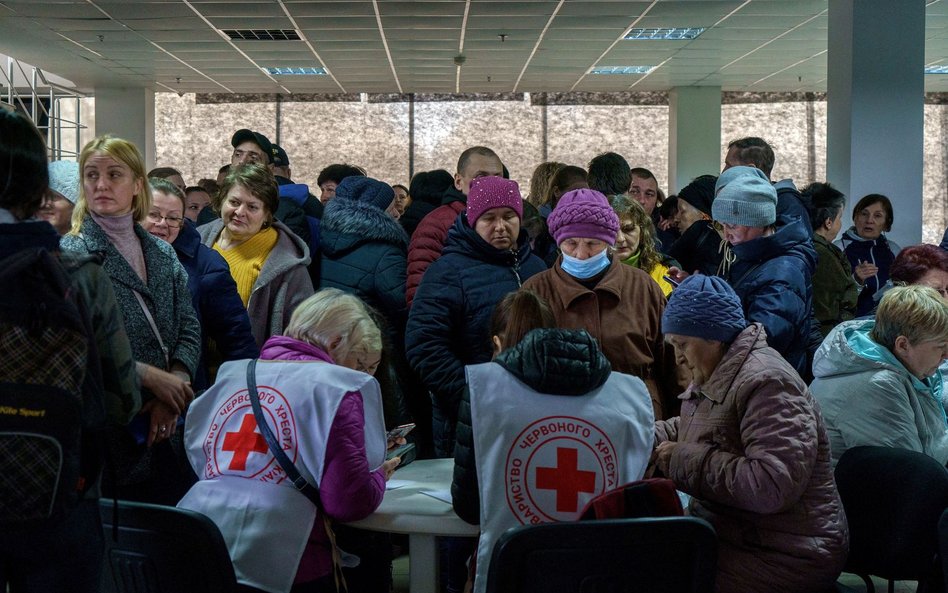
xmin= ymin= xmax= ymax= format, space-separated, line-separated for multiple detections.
xmin=198 ymin=219 xmax=314 ymax=348
xmin=811 ymin=318 xmax=948 ymax=466
xmin=61 ymin=216 xmax=200 ymax=381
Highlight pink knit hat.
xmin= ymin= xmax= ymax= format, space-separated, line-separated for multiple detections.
xmin=547 ymin=188 xmax=620 ymax=245
xmin=465 ymin=176 xmax=523 ymax=226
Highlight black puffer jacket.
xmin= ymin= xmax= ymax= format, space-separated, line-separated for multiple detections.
xmin=319 ymin=197 xmax=409 ymax=335
xmin=667 ymin=220 xmax=722 ymax=276
xmin=451 ymin=328 xmax=611 ymax=524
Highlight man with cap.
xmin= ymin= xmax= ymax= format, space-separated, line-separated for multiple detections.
xmin=713 ymin=166 xmax=817 ymax=377
xmin=271 ymin=143 xmax=324 ymax=278
xmin=666 ymin=174 xmax=722 ymax=277
xmin=407 ymin=175 xmax=546 ymax=458
xmin=523 ymin=188 xmax=680 ymax=420
xmin=653 ymin=274 xmax=847 ymax=593
xmin=39 ymin=160 xmax=79 ymax=235
xmin=231 ymin=128 xmax=272 ymax=168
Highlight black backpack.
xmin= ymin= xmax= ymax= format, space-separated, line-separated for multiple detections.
xmin=0 ymin=247 xmax=105 ymax=528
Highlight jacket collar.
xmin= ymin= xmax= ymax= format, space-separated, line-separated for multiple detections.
xmin=75 ymin=215 xmax=162 ymax=295
xmin=172 ymin=218 xmax=201 ymax=258
xmin=552 ymin=254 xmax=625 ymax=307
xmin=690 ymin=323 xmax=766 ymax=404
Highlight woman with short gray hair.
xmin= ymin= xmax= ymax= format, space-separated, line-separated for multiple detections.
xmin=811 ymin=285 xmax=948 ymax=466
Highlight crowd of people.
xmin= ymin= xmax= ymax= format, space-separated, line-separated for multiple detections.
xmin=2 ymin=103 xmax=948 ymax=593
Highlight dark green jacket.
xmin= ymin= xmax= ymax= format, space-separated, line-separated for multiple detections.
xmin=812 ymin=233 xmax=858 ymax=338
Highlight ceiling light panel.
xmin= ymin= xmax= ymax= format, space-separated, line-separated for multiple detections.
xmin=262 ymin=67 xmax=326 ymax=75
xmin=591 ymin=66 xmax=654 ymax=74
xmin=624 ymin=27 xmax=706 ymax=40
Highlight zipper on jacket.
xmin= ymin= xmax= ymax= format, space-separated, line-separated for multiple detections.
xmin=511 ymin=252 xmax=522 ymax=286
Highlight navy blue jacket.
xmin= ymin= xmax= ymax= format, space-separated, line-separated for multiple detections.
xmin=172 ymin=220 xmax=258 ymax=389
xmin=836 ymin=228 xmax=901 ymax=317
xmin=319 ymin=197 xmax=409 ymax=336
xmin=725 ymin=215 xmax=817 ymax=376
xmin=406 ymin=215 xmax=546 ymax=423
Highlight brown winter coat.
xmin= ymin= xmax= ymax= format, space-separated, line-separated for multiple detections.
xmin=522 ymin=255 xmax=680 ymax=419
xmin=655 ymin=323 xmax=848 ymax=593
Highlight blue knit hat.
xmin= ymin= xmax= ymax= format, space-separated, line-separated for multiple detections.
xmin=335 ymin=176 xmax=395 ymax=211
xmin=662 ymin=274 xmax=746 ymax=343
xmin=712 ymin=166 xmax=776 ymax=227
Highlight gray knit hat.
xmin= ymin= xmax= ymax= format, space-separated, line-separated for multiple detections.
xmin=48 ymin=160 xmax=80 ymax=204
xmin=662 ymin=274 xmax=746 ymax=343
xmin=711 ymin=166 xmax=776 ymax=227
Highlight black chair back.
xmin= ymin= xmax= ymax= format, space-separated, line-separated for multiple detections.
xmin=835 ymin=446 xmax=948 ymax=584
xmin=485 ymin=516 xmax=717 ymax=593
xmin=99 ymin=499 xmax=238 ymax=593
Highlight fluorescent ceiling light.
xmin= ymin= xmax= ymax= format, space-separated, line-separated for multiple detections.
xmin=263 ymin=67 xmax=326 ymax=76
xmin=591 ymin=66 xmax=654 ymax=75
xmin=625 ymin=27 xmax=705 ymax=41
xmin=925 ymin=65 xmax=948 ymax=74
xmin=224 ymin=29 xmax=300 ymax=41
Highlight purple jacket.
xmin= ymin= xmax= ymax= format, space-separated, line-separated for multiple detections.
xmin=260 ymin=336 xmax=386 ymax=583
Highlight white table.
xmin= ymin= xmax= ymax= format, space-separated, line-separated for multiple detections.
xmin=347 ymin=458 xmax=479 ymax=593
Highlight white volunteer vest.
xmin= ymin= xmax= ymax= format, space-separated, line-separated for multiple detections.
xmin=467 ymin=362 xmax=655 ymax=593
xmin=178 ymin=359 xmax=386 ymax=593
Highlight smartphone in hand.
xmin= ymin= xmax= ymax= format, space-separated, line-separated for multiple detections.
xmin=386 ymin=442 xmax=416 ymax=468
xmin=386 ymin=423 xmax=416 ymax=441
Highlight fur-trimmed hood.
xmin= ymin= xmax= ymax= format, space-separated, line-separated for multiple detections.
xmin=320 ymin=198 xmax=409 ymax=256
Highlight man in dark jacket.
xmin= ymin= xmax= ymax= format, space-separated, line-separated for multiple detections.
xmin=405 ymin=146 xmax=503 ymax=307
xmin=713 ymin=166 xmax=817 ymax=377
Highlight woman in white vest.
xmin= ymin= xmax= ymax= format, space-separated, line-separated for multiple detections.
xmin=178 ymin=288 xmax=401 ymax=593
xmin=452 ymin=290 xmax=655 ymax=593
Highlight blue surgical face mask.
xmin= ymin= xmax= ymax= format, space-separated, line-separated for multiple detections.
xmin=561 ymin=248 xmax=611 ymax=279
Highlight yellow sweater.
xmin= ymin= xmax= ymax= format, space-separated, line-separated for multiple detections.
xmin=620 ymin=252 xmax=674 ymax=297
xmin=214 ymin=226 xmax=278 ymax=306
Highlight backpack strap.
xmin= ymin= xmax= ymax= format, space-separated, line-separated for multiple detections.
xmin=245 ymin=359 xmax=324 ymax=512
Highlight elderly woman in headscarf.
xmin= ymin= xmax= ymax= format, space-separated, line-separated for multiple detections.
xmin=653 ymin=274 xmax=848 ymax=593
xmin=522 ymin=188 xmax=678 ymax=419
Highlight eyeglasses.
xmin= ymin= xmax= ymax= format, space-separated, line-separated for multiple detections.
xmin=146 ymin=211 xmax=184 ymax=228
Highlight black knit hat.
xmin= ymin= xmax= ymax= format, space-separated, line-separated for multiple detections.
xmin=676 ymin=175 xmax=717 ymax=216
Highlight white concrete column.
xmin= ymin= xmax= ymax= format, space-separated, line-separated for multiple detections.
xmin=93 ymin=87 xmax=156 ymax=168
xmin=827 ymin=0 xmax=925 ymax=247
xmin=668 ymin=86 xmax=721 ymax=194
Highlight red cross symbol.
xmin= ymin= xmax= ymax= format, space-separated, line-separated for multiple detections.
xmin=222 ymin=414 xmax=269 ymax=471
xmin=535 ymin=447 xmax=597 ymax=513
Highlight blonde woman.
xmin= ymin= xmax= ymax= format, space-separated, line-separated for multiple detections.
xmin=609 ymin=195 xmax=674 ymax=296
xmin=60 ymin=134 xmax=200 ymax=503
xmin=812 ymin=285 xmax=948 ymax=465
xmin=179 ymin=288 xmax=400 ymax=593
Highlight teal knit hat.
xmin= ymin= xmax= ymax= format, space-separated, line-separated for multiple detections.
xmin=712 ymin=166 xmax=776 ymax=227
